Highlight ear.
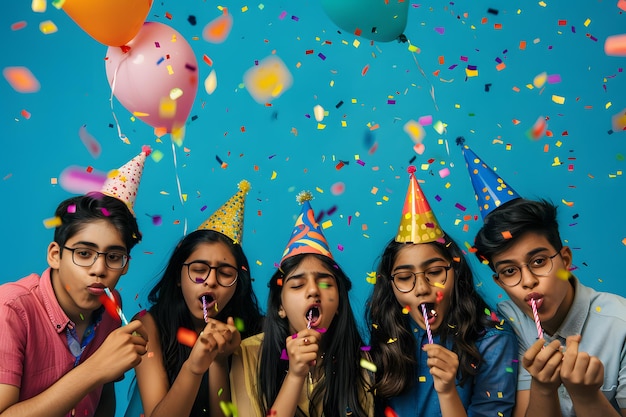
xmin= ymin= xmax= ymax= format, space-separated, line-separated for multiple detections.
xmin=560 ymin=246 xmax=573 ymax=270
xmin=492 ymin=273 xmax=507 ymax=290
xmin=47 ymin=242 xmax=61 ymax=269
xmin=278 ymin=305 xmax=286 ymax=319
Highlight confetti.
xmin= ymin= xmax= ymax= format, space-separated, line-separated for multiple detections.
xmin=243 ymin=55 xmax=293 ymax=104
xmin=177 ymin=328 xmax=198 ymax=347
xmin=203 ymin=8 xmax=233 ymax=43
xmin=3 ymin=67 xmax=40 ymax=93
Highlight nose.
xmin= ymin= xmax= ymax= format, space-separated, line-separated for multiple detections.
xmin=520 ymin=265 xmax=539 ymax=289
xmin=89 ymin=254 xmax=107 ymax=277
xmin=413 ymin=273 xmax=431 ymax=297
xmin=204 ymin=268 xmax=219 ymax=287
xmin=305 ymin=277 xmax=320 ymax=298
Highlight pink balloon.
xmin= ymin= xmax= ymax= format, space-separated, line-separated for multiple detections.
xmin=105 ymin=22 xmax=198 ymax=133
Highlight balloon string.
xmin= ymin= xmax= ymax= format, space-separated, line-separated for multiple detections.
xmin=408 ymin=41 xmax=439 ymax=113
xmin=108 ymin=52 xmax=132 ymax=144
xmin=170 ymin=141 xmax=188 ymax=236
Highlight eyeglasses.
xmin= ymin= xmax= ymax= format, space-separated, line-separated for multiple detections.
xmin=63 ymin=246 xmax=129 ymax=270
xmin=493 ymin=252 xmax=561 ymax=287
xmin=390 ymin=265 xmax=452 ymax=293
xmin=183 ymin=261 xmax=238 ymax=287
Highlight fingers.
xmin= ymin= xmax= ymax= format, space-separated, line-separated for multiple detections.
xmin=285 ymin=331 xmax=320 ymax=376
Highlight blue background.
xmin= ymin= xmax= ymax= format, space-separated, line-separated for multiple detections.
xmin=2 ymin=1 xmax=625 ymax=416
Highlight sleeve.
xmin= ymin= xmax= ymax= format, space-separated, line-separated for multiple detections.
xmin=230 ymin=335 xmax=263 ymax=417
xmin=467 ymin=326 xmax=519 ymax=417
xmin=497 ymin=302 xmax=533 ymax=391
xmin=0 ymin=302 xmax=27 ymax=386
xmin=617 ymin=339 xmax=626 ymax=409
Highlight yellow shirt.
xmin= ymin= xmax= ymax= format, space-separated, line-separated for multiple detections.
xmin=230 ymin=333 xmax=374 ymax=417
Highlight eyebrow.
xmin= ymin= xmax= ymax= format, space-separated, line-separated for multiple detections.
xmin=70 ymin=241 xmax=128 ymax=253
xmin=284 ymin=271 xmax=334 ymax=283
xmin=493 ymin=247 xmax=551 ymax=269
xmin=186 ymin=260 xmax=237 ymax=268
xmin=392 ymin=256 xmax=447 ymax=273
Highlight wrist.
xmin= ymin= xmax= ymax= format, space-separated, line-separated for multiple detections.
xmin=184 ymin=359 xmax=208 ymax=377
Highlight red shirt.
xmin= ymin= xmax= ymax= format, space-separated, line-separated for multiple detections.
xmin=0 ymin=269 xmax=120 ymax=417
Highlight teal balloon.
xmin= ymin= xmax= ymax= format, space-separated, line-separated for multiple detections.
xmin=321 ymin=0 xmax=409 ymax=42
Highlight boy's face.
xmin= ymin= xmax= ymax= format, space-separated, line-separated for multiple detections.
xmin=491 ymin=231 xmax=574 ymax=334
xmin=47 ymin=219 xmax=129 ymax=322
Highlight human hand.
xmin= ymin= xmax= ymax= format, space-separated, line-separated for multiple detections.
xmin=284 ymin=330 xmax=320 ymax=378
xmin=214 ymin=317 xmax=241 ymax=360
xmin=522 ymin=338 xmax=563 ymax=393
xmin=422 ymin=344 xmax=459 ymax=394
xmin=85 ymin=319 xmax=148 ymax=382
xmin=187 ymin=318 xmax=235 ymax=375
xmin=560 ymin=335 xmax=604 ymax=398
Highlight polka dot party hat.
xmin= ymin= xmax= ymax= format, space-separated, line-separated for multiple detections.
xmin=197 ymin=180 xmax=251 ymax=244
xmin=457 ymin=137 xmax=521 ymax=220
xmin=395 ymin=166 xmax=444 ymax=244
xmin=100 ymin=145 xmax=151 ymax=212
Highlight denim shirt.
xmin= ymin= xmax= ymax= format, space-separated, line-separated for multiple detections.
xmin=387 ymin=317 xmax=518 ymax=417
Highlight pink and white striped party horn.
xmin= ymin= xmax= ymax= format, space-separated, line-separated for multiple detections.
xmin=421 ymin=303 xmax=434 ymax=344
xmin=530 ymin=298 xmax=544 ymax=340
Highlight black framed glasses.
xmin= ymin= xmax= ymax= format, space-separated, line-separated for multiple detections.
xmin=63 ymin=246 xmax=129 ymax=270
xmin=493 ymin=252 xmax=561 ymax=287
xmin=390 ymin=265 xmax=452 ymax=293
xmin=183 ymin=261 xmax=238 ymax=287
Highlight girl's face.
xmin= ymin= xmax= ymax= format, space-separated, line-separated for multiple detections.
xmin=278 ymin=255 xmax=340 ymax=334
xmin=180 ymin=241 xmax=238 ymax=330
xmin=389 ymin=243 xmax=454 ymax=332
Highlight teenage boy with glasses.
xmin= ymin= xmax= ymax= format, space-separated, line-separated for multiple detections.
xmin=0 ymin=192 xmax=149 ymax=417
xmin=473 ymin=198 xmax=626 ymax=417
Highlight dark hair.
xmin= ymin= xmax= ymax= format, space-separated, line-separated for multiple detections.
xmin=473 ymin=198 xmax=563 ymax=269
xmin=367 ymin=235 xmax=496 ymax=398
xmin=147 ymin=229 xmax=264 ymax=412
xmin=258 ymin=253 xmax=371 ymax=417
xmin=54 ymin=192 xmax=141 ymax=253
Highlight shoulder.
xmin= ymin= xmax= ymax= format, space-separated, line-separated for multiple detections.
xmin=0 ymin=273 xmax=41 ymax=305
xmin=241 ymin=332 xmax=264 ymax=349
xmin=134 ymin=311 xmax=160 ymax=342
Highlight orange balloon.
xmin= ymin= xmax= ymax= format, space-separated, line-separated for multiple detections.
xmin=62 ymin=0 xmax=153 ymax=46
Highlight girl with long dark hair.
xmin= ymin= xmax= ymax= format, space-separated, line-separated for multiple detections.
xmin=128 ymin=181 xmax=263 ymax=417
xmin=367 ymin=167 xmax=518 ymax=417
xmin=231 ymin=192 xmax=373 ymax=417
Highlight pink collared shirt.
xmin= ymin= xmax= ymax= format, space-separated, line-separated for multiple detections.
xmin=0 ymin=268 xmax=121 ymax=417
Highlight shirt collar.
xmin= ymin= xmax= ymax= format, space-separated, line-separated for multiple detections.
xmin=40 ymin=268 xmax=105 ymax=334
xmin=550 ymin=276 xmax=589 ymax=340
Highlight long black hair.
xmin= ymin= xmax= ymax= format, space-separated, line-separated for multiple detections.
xmin=258 ymin=253 xmax=371 ymax=417
xmin=367 ymin=235 xmax=497 ymax=398
xmin=147 ymin=229 xmax=263 ymax=411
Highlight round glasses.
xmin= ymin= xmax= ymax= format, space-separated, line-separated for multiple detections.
xmin=493 ymin=252 xmax=560 ymax=287
xmin=390 ymin=265 xmax=451 ymax=293
xmin=63 ymin=246 xmax=129 ymax=270
xmin=183 ymin=261 xmax=238 ymax=287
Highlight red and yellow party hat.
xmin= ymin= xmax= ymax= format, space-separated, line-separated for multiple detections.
xmin=396 ymin=166 xmax=444 ymax=243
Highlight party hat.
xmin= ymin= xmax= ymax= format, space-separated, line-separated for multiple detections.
xmin=396 ymin=166 xmax=444 ymax=243
xmin=280 ymin=191 xmax=333 ymax=264
xmin=457 ymin=137 xmax=521 ymax=219
xmin=198 ymin=180 xmax=251 ymax=244
xmin=101 ymin=145 xmax=151 ymax=211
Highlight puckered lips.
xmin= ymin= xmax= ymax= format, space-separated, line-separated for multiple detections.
xmin=305 ymin=304 xmax=321 ymax=328
xmin=525 ymin=293 xmax=544 ymax=309
xmin=87 ymin=282 xmax=106 ymax=297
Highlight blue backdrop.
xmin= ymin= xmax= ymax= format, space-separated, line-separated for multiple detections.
xmin=2 ymin=1 xmax=625 ymax=416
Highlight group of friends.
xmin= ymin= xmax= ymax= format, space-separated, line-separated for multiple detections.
xmin=1 ymin=141 xmax=625 ymax=417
